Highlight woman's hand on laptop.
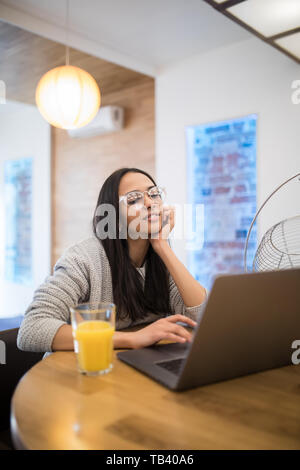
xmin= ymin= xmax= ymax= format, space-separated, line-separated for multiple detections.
xmin=129 ymin=314 xmax=196 ymax=349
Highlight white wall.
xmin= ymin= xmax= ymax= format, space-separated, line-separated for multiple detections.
xmin=0 ymin=101 xmax=51 ymax=317
xmin=155 ymin=36 xmax=300 ymax=267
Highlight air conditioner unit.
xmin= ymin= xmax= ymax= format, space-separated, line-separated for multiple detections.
xmin=67 ymin=106 xmax=124 ymax=138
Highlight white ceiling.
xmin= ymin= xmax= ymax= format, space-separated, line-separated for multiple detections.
xmin=0 ymin=0 xmax=251 ymax=76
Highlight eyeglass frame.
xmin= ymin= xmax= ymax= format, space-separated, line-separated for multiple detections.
xmin=119 ymin=185 xmax=166 ymax=207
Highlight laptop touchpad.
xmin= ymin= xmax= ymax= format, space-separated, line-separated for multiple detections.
xmin=155 ymin=357 xmax=186 ymax=375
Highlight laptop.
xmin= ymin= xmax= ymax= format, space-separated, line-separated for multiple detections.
xmin=117 ymin=268 xmax=300 ymax=391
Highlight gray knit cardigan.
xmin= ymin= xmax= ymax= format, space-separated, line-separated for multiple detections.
xmin=17 ymin=236 xmax=207 ymax=352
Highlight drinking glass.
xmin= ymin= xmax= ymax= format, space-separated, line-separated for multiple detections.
xmin=70 ymin=302 xmax=115 ymax=376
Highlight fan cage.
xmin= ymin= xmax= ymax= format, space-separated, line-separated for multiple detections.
xmin=253 ymin=215 xmax=300 ymax=272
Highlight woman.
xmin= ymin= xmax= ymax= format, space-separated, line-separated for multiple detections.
xmin=17 ymin=168 xmax=208 ymax=352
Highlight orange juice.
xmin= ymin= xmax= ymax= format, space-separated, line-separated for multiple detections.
xmin=74 ymin=320 xmax=114 ymax=373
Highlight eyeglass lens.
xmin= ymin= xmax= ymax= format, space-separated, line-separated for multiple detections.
xmin=126 ymin=187 xmax=163 ymax=206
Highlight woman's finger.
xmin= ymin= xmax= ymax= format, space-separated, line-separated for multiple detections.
xmin=166 ymin=314 xmax=197 ymax=326
xmin=167 ymin=323 xmax=192 ymax=342
xmin=165 ymin=333 xmax=187 ymax=343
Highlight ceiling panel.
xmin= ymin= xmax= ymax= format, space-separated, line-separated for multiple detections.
xmin=0 ymin=20 xmax=152 ymax=105
xmin=0 ymin=0 xmax=251 ymax=71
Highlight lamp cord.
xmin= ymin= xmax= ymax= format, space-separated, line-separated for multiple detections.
xmin=65 ymin=0 xmax=70 ymax=66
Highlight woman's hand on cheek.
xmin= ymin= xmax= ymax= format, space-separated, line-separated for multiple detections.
xmin=150 ymin=205 xmax=175 ymax=252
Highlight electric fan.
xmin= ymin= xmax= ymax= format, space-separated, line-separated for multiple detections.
xmin=244 ymin=172 xmax=300 ymax=272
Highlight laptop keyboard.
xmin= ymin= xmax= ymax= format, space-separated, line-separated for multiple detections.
xmin=155 ymin=357 xmax=186 ymax=375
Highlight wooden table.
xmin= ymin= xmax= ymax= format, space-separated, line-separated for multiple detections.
xmin=11 ymin=344 xmax=300 ymax=450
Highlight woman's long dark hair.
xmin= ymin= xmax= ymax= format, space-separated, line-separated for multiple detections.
xmin=92 ymin=167 xmax=171 ymax=323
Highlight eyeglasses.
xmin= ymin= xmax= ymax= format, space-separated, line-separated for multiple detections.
xmin=119 ymin=186 xmax=166 ymax=208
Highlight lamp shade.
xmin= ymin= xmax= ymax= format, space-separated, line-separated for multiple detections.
xmin=35 ymin=65 xmax=101 ymax=129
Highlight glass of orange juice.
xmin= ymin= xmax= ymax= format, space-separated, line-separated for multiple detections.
xmin=70 ymin=302 xmax=115 ymax=376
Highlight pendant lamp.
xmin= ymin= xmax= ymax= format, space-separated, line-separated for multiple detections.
xmin=35 ymin=0 xmax=100 ymax=129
